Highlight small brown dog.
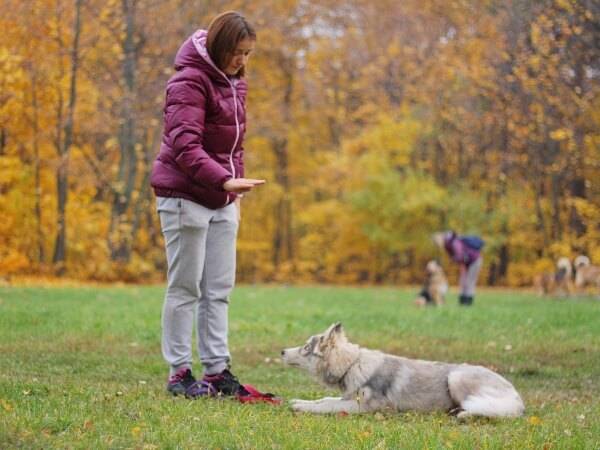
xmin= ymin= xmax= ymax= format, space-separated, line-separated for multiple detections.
xmin=573 ymin=255 xmax=600 ymax=295
xmin=415 ymin=260 xmax=449 ymax=306
xmin=533 ymin=257 xmax=573 ymax=297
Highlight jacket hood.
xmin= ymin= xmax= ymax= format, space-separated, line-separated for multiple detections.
xmin=174 ymin=30 xmax=229 ymax=84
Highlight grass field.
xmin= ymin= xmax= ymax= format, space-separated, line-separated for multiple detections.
xmin=0 ymin=285 xmax=599 ymax=449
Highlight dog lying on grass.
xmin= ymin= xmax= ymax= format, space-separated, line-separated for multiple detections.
xmin=281 ymin=323 xmax=524 ymax=419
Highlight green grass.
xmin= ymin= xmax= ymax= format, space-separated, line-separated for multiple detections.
xmin=0 ymin=285 xmax=599 ymax=449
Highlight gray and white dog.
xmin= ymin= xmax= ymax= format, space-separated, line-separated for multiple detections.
xmin=281 ymin=323 xmax=524 ymax=418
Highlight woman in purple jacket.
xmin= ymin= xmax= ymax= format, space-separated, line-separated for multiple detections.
xmin=150 ymin=11 xmax=264 ymax=398
xmin=434 ymin=231 xmax=484 ymax=306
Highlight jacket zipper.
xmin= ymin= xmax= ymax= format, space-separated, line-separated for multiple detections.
xmin=209 ymin=64 xmax=239 ymax=207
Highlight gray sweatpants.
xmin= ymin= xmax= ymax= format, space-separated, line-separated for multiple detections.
xmin=459 ymin=256 xmax=483 ymax=297
xmin=157 ymin=197 xmax=238 ymax=377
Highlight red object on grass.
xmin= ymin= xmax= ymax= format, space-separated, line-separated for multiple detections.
xmin=236 ymin=384 xmax=282 ymax=405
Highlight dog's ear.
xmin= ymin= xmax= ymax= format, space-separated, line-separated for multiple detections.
xmin=324 ymin=322 xmax=344 ymax=341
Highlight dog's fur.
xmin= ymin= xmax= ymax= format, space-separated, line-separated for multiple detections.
xmin=282 ymin=323 xmax=524 ymax=418
xmin=573 ymin=255 xmax=600 ymax=294
xmin=414 ymin=260 xmax=448 ymax=307
xmin=533 ymin=257 xmax=573 ymax=297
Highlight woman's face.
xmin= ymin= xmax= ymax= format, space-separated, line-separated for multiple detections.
xmin=223 ymin=37 xmax=255 ymax=76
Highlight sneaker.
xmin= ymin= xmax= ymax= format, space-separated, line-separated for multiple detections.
xmin=166 ymin=368 xmax=207 ymax=399
xmin=459 ymin=295 xmax=474 ymax=306
xmin=202 ymin=369 xmax=245 ymax=396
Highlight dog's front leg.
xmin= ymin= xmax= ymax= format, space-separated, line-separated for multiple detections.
xmin=290 ymin=397 xmax=364 ymax=414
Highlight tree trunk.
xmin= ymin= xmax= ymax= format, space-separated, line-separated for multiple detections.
xmin=272 ymin=136 xmax=293 ymax=267
xmin=52 ymin=0 xmax=82 ymax=274
xmin=272 ymin=56 xmax=294 ymax=270
xmin=31 ymin=72 xmax=45 ymax=264
xmin=550 ymin=173 xmax=562 ymax=241
xmin=109 ymin=0 xmax=138 ymax=262
xmin=131 ymin=129 xmax=157 ymax=247
xmin=0 ymin=128 xmax=5 ymax=155
xmin=568 ymin=130 xmax=586 ymax=237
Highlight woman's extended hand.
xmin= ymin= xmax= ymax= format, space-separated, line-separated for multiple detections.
xmin=223 ymin=178 xmax=266 ymax=193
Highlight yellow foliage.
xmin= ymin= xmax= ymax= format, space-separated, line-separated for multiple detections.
xmin=0 ymin=0 xmax=598 ymax=287
xmin=550 ymin=128 xmax=570 ymax=141
xmin=0 ymin=249 xmax=29 ymax=275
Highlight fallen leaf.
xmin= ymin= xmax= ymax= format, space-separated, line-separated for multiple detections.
xmin=357 ymin=431 xmax=371 ymax=440
xmin=528 ymin=416 xmax=542 ymax=425
xmin=1 ymin=400 xmax=12 ymax=411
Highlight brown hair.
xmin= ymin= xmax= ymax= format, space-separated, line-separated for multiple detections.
xmin=206 ymin=11 xmax=256 ymax=77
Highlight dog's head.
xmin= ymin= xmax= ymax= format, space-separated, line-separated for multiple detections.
xmin=574 ymin=255 xmax=590 ymax=269
xmin=425 ymin=260 xmax=443 ymax=275
xmin=556 ymin=256 xmax=572 ymax=271
xmin=432 ymin=232 xmax=446 ymax=248
xmin=556 ymin=257 xmax=573 ymax=279
xmin=281 ymin=323 xmax=348 ymax=376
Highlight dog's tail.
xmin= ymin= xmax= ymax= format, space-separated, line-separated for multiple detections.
xmin=449 ymin=368 xmax=525 ymax=418
xmin=461 ymin=388 xmax=524 ymax=418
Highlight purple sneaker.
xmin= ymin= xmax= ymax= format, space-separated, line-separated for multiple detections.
xmin=166 ymin=368 xmax=208 ymax=399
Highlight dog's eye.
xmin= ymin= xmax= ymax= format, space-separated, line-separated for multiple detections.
xmin=301 ymin=343 xmax=312 ymax=355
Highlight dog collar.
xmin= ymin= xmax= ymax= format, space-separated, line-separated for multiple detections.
xmin=337 ymin=356 xmax=361 ymax=391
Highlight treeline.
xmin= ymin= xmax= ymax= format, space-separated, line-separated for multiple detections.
xmin=1 ymin=0 xmax=599 ymax=285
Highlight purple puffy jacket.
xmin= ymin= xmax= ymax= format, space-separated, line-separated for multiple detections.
xmin=150 ymin=30 xmax=246 ymax=209
xmin=443 ymin=232 xmax=481 ymax=266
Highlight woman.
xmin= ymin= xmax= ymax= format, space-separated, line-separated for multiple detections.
xmin=434 ymin=231 xmax=484 ymax=306
xmin=150 ymin=11 xmax=264 ymax=398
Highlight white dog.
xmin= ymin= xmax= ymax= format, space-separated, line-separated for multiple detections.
xmin=281 ymin=323 xmax=524 ymax=419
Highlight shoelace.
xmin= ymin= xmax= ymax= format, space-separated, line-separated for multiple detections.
xmin=223 ymin=370 xmax=239 ymax=383
xmin=204 ymin=370 xmax=237 ymax=382
xmin=170 ymin=369 xmax=195 ymax=385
